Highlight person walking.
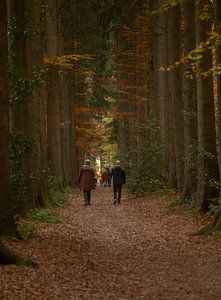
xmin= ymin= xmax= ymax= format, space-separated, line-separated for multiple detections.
xmin=101 ymin=168 xmax=109 ymax=187
xmin=110 ymin=160 xmax=126 ymax=205
xmin=79 ymin=159 xmax=95 ymax=206
xmin=106 ymin=167 xmax=112 ymax=187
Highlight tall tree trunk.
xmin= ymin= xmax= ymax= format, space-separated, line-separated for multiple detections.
xmin=168 ymin=5 xmax=184 ymax=192
xmin=46 ymin=0 xmax=62 ymax=180
xmin=150 ymin=0 xmax=166 ymax=142
xmin=149 ymin=2 xmax=170 ymax=182
xmin=9 ymin=0 xmax=44 ymax=213
xmin=115 ymin=30 xmax=131 ymax=158
xmin=195 ymin=0 xmax=219 ymax=212
xmin=0 ymin=0 xmax=14 ymax=234
xmin=182 ymin=1 xmax=198 ymax=200
xmin=167 ymin=7 xmax=178 ymax=189
xmin=209 ymin=0 xmax=221 ymax=230
xmin=58 ymin=2 xmax=77 ymax=186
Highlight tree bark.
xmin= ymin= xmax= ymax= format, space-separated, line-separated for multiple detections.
xmin=209 ymin=0 xmax=221 ymax=229
xmin=0 ymin=0 xmax=15 ymax=235
xmin=168 ymin=5 xmax=184 ymax=192
xmin=46 ymin=0 xmax=62 ymax=179
xmin=182 ymin=1 xmax=198 ymax=200
xmin=8 ymin=0 xmax=45 ymax=213
xmin=195 ymin=0 xmax=219 ymax=212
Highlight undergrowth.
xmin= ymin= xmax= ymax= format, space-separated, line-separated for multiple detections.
xmin=14 ymin=185 xmax=74 ymax=240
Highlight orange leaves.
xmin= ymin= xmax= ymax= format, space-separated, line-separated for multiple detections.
xmin=108 ymin=110 xmax=133 ymax=120
xmin=44 ymin=53 xmax=94 ymax=67
xmin=76 ymin=127 xmax=102 ymax=142
xmin=75 ymin=107 xmax=103 ymax=114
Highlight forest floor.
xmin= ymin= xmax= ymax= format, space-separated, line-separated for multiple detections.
xmin=1 ymin=187 xmax=221 ymax=300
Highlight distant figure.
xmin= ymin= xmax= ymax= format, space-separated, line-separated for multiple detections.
xmin=110 ymin=160 xmax=126 ymax=205
xmin=101 ymin=169 xmax=109 ymax=187
xmin=79 ymin=159 xmax=95 ymax=206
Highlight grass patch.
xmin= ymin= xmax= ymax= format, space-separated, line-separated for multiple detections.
xmin=27 ymin=209 xmax=65 ymax=223
xmin=14 ymin=215 xmax=36 ymax=240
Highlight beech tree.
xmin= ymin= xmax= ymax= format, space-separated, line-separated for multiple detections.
xmin=195 ymin=0 xmax=219 ymax=212
xmin=209 ymin=0 xmax=221 ymax=230
xmin=182 ymin=1 xmax=197 ymax=200
xmin=168 ymin=4 xmax=184 ymax=191
xmin=8 ymin=0 xmax=45 ymax=212
xmin=0 ymin=0 xmax=14 ymax=234
xmin=46 ymin=0 xmax=63 ymax=181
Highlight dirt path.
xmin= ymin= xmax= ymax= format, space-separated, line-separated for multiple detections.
xmin=1 ymin=187 xmax=221 ymax=300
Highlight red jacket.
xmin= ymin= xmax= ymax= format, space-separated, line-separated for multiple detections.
xmin=79 ymin=165 xmax=95 ymax=191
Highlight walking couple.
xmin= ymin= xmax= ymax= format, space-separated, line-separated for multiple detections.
xmin=79 ymin=159 xmax=126 ymax=206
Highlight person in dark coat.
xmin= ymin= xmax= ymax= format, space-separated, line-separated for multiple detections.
xmin=79 ymin=159 xmax=95 ymax=206
xmin=110 ymin=160 xmax=126 ymax=205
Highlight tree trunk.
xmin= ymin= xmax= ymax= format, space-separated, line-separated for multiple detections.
xmin=0 ymin=2 xmax=36 ymax=266
xmin=209 ymin=0 xmax=221 ymax=229
xmin=8 ymin=0 xmax=45 ymax=213
xmin=195 ymin=0 xmax=219 ymax=212
xmin=0 ymin=0 xmax=15 ymax=235
xmin=182 ymin=1 xmax=198 ymax=200
xmin=149 ymin=2 xmax=171 ymax=182
xmin=46 ymin=1 xmax=62 ymax=179
xmin=167 ymin=8 xmax=178 ymax=188
xmin=149 ymin=0 xmax=170 ymax=142
xmin=58 ymin=3 xmax=77 ymax=186
xmin=168 ymin=5 xmax=184 ymax=192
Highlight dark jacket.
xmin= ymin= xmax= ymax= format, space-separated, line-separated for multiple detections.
xmin=79 ymin=165 xmax=95 ymax=191
xmin=110 ymin=166 xmax=126 ymax=185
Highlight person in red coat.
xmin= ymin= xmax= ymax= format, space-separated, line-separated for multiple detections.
xmin=79 ymin=159 xmax=95 ymax=206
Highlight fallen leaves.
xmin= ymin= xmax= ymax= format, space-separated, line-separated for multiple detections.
xmin=1 ymin=188 xmax=221 ymax=299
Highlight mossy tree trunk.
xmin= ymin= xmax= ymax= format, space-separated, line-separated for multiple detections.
xmin=8 ymin=0 xmax=46 ymax=213
xmin=0 ymin=240 xmax=37 ymax=267
xmin=0 ymin=1 xmax=37 ymax=266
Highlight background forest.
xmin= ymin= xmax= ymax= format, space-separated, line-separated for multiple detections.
xmin=1 ymin=0 xmax=221 ymax=263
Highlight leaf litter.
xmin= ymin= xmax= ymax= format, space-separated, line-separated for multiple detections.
xmin=1 ymin=187 xmax=221 ymax=299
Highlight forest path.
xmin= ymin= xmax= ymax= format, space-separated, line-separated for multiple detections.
xmin=2 ymin=187 xmax=221 ymax=299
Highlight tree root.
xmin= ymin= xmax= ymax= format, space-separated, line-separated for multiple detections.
xmin=0 ymin=241 xmax=38 ymax=267
xmin=192 ymin=207 xmax=221 ymax=236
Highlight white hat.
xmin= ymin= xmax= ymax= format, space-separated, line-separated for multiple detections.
xmin=85 ymin=159 xmax=91 ymax=165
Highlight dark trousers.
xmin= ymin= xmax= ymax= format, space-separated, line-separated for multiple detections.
xmin=83 ymin=190 xmax=91 ymax=205
xmin=113 ymin=184 xmax=122 ymax=203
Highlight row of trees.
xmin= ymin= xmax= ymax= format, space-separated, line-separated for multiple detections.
xmin=149 ymin=0 xmax=221 ymax=231
xmin=111 ymin=0 xmax=221 ymax=230
xmin=0 ymin=0 xmax=111 ymax=237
